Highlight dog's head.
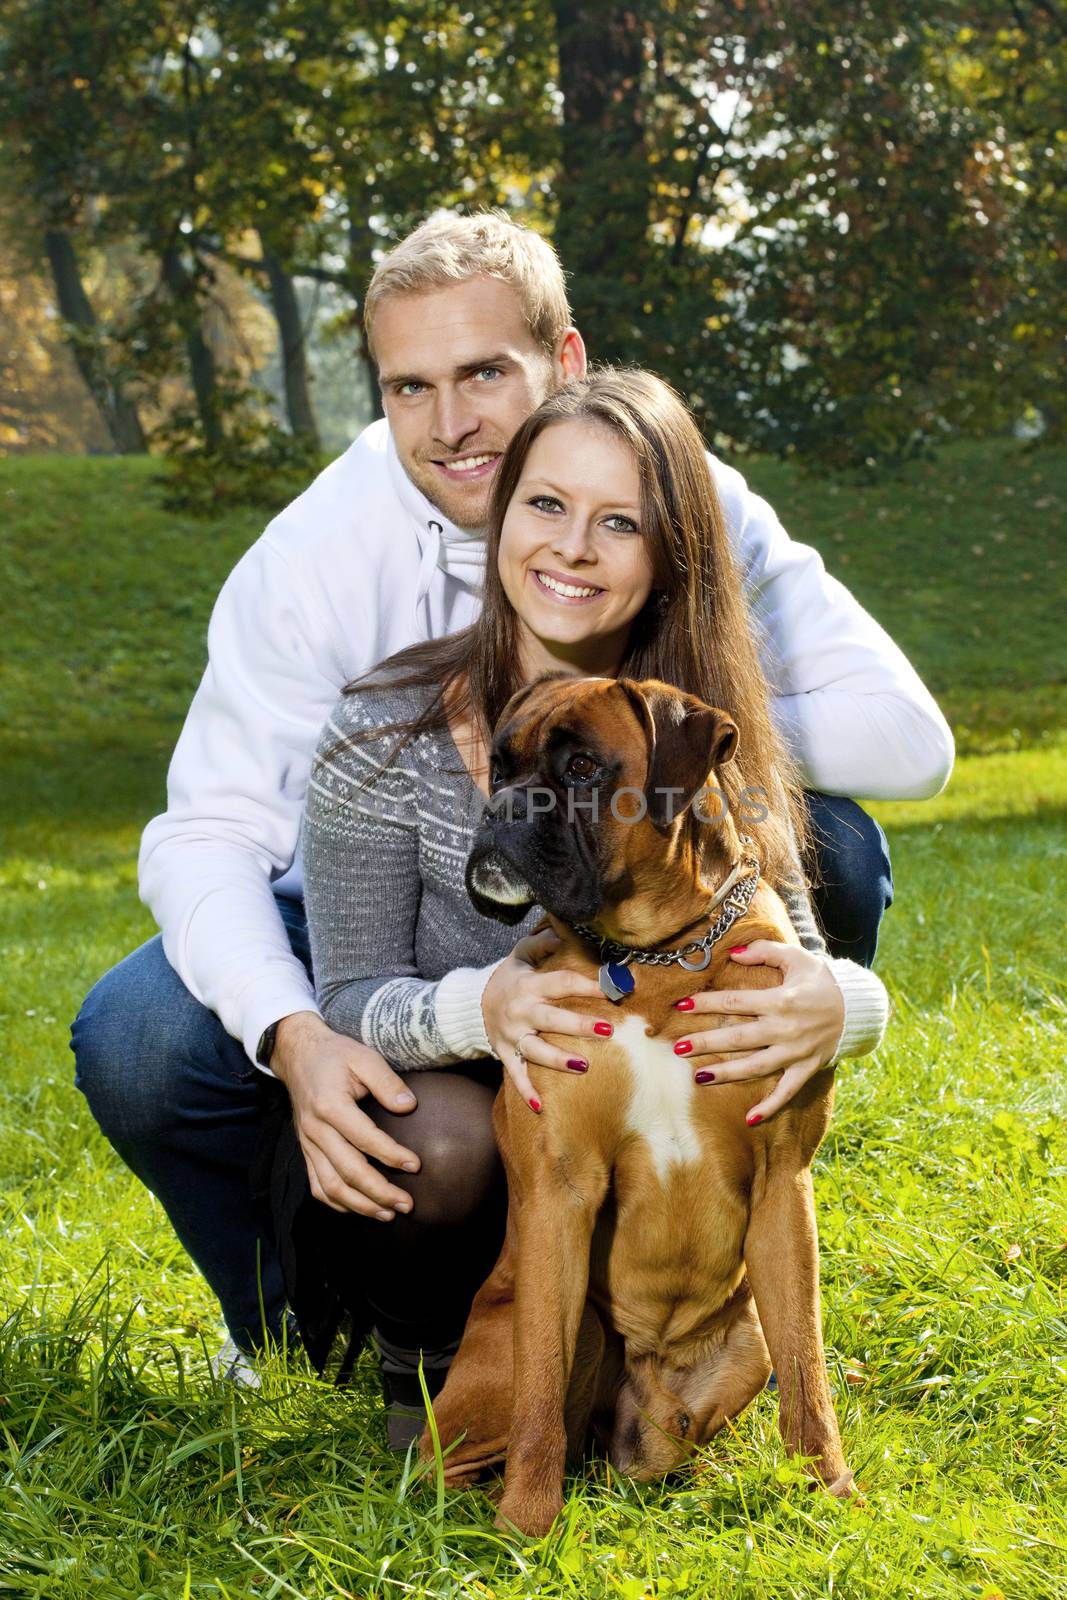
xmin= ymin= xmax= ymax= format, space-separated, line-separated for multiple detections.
xmin=607 ymin=1341 xmax=771 ymax=1478
xmin=465 ymin=674 xmax=739 ymax=929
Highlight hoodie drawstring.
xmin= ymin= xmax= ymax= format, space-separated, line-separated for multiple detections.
xmin=414 ymin=520 xmax=443 ymax=638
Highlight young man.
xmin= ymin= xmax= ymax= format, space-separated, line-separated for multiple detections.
xmin=71 ymin=211 xmax=953 ymax=1366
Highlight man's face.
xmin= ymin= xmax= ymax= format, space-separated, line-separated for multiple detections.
xmin=375 ymin=275 xmax=580 ymax=530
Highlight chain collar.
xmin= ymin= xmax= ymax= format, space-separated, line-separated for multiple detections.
xmin=568 ymin=835 xmax=762 ymax=980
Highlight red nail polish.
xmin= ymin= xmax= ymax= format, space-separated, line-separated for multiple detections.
xmin=566 ymin=1058 xmax=588 ymax=1072
xmin=695 ymin=1070 xmax=716 ymax=1084
xmin=746 ymin=1111 xmax=763 ymax=1127
xmin=529 ymin=1097 xmax=542 ymax=1113
xmin=730 ymin=945 xmax=748 ymax=954
xmin=593 ymin=1021 xmax=613 ymax=1037
xmin=674 ymin=1040 xmax=693 ymax=1056
xmin=675 ymin=997 xmax=695 ymax=1011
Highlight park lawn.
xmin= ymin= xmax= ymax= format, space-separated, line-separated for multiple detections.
xmin=0 ymin=442 xmax=1064 ymax=1598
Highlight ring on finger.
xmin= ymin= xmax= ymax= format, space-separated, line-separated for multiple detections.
xmin=516 ymin=1029 xmax=540 ymax=1062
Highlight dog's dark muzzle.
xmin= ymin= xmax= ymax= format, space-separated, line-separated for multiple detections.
xmin=465 ymin=788 xmax=603 ymax=926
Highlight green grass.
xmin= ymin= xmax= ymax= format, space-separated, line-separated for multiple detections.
xmin=1 ymin=442 xmax=1064 ymax=1598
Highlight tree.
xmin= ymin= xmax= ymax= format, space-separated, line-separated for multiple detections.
xmin=0 ymin=227 xmax=114 ymax=451
xmin=0 ymin=0 xmax=149 ymax=452
xmin=550 ymin=2 xmax=649 ymax=360
xmin=947 ymin=3 xmax=1067 ymax=438
xmin=4 ymin=0 xmax=1061 ymax=468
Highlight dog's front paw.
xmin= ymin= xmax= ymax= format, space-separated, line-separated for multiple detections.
xmin=494 ymin=1489 xmax=563 ymax=1539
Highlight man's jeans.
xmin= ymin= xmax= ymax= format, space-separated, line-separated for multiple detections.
xmin=71 ymin=794 xmax=892 ymax=1352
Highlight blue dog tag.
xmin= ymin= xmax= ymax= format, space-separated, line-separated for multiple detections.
xmin=599 ymin=961 xmax=635 ymax=1004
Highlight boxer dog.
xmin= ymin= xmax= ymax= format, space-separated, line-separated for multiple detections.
xmin=420 ymin=675 xmax=853 ymax=1536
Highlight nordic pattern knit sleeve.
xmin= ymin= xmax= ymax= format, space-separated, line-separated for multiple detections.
xmin=302 ymin=689 xmax=529 ymax=1070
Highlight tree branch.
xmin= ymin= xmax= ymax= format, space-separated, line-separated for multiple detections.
xmin=192 ymin=236 xmax=353 ymax=291
xmin=670 ymin=91 xmax=743 ymax=265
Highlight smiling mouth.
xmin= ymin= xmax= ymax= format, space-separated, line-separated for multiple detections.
xmin=533 ymin=570 xmax=605 ymax=602
xmin=433 ymin=452 xmax=500 ymax=480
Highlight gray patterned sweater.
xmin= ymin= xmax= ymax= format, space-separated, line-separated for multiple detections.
xmin=301 ymin=683 xmax=889 ymax=1069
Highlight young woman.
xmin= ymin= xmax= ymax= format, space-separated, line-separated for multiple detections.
xmin=297 ymin=370 xmax=888 ymax=1441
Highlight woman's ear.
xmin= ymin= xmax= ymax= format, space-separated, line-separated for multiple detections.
xmin=617 ymin=678 xmax=738 ymax=831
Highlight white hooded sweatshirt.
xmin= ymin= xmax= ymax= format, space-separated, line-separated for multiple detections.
xmin=139 ymin=420 xmax=953 ymax=1061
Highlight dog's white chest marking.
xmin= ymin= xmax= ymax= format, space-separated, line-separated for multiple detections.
xmin=614 ymin=1012 xmax=701 ymax=1182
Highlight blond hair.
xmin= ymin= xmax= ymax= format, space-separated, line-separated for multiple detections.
xmin=363 ymin=210 xmax=572 ymax=357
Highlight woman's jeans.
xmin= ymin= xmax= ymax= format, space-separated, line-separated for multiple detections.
xmin=71 ymin=793 xmax=892 ymax=1352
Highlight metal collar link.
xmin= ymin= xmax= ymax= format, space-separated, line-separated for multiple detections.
xmin=569 ymin=837 xmax=762 ymax=979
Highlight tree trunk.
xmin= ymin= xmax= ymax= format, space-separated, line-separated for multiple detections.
xmin=262 ymin=247 xmax=320 ymax=446
xmin=43 ymin=228 xmax=146 ymax=454
xmin=551 ymin=1 xmax=650 ymax=361
xmin=361 ymin=336 xmax=384 ymax=422
xmin=347 ymin=210 xmax=384 ymax=422
xmin=160 ymin=243 xmax=223 ymax=452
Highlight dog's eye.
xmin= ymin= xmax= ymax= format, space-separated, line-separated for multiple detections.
xmin=565 ymin=753 xmax=599 ymax=783
xmin=489 ymin=759 xmax=505 ymax=791
xmin=677 ymin=1411 xmax=690 ymax=1438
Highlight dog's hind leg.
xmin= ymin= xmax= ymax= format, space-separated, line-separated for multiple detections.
xmin=743 ymin=1166 xmax=853 ymax=1495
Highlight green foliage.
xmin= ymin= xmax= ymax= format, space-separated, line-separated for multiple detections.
xmin=0 ymin=3 xmax=1064 ymax=464
xmin=1 ymin=449 xmax=1065 ymax=1595
xmin=554 ymin=1 xmax=1067 ymax=467
xmin=153 ymin=385 xmax=324 ymax=513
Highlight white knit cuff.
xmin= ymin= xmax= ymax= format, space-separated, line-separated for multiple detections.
xmin=825 ymin=956 xmax=890 ymax=1060
xmin=435 ymin=960 xmax=506 ymax=1058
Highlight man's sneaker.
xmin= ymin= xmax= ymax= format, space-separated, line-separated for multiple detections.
xmin=210 ymin=1312 xmax=302 ymax=1389
xmin=211 ymin=1336 xmax=262 ymax=1389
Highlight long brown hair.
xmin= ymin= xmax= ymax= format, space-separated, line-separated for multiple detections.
xmin=342 ymin=368 xmax=810 ymax=886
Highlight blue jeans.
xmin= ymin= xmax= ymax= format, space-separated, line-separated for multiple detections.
xmin=71 ymin=796 xmax=891 ymax=1351
xmin=804 ymin=792 xmax=893 ymax=968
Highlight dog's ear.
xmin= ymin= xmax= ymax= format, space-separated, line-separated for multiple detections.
xmin=618 ymin=679 xmax=738 ymax=831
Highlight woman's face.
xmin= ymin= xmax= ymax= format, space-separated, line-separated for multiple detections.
xmin=497 ymin=419 xmax=656 ymax=678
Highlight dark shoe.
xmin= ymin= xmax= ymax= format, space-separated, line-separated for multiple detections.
xmin=375 ymin=1329 xmax=460 ymax=1452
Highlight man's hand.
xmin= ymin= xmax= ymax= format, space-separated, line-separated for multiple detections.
xmin=271 ymin=1011 xmax=421 ymax=1219
xmin=673 ymin=944 xmax=846 ymax=1123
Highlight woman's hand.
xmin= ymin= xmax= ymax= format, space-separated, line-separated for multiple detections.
xmin=482 ymin=927 xmax=613 ymax=1112
xmin=673 ymin=942 xmax=846 ymax=1124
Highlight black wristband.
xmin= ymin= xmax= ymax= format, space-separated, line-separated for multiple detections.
xmin=256 ymin=1021 xmax=279 ymax=1068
